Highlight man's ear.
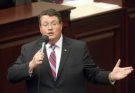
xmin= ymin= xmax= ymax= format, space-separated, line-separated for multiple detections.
xmin=60 ymin=22 xmax=63 ymax=30
xmin=39 ymin=26 xmax=43 ymax=35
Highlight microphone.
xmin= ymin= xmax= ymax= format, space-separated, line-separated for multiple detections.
xmin=40 ymin=35 xmax=49 ymax=52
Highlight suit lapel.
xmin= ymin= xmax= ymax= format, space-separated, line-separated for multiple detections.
xmin=56 ymin=37 xmax=71 ymax=83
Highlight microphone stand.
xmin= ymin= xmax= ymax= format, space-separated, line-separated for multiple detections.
xmin=37 ymin=35 xmax=49 ymax=93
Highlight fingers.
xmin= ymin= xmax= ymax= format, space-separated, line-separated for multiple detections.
xmin=115 ymin=59 xmax=121 ymax=68
xmin=123 ymin=66 xmax=134 ymax=74
xmin=32 ymin=50 xmax=45 ymax=65
xmin=29 ymin=50 xmax=45 ymax=71
xmin=124 ymin=66 xmax=133 ymax=70
xmin=36 ymin=50 xmax=44 ymax=63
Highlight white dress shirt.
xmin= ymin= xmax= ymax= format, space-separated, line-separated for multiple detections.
xmin=46 ymin=34 xmax=63 ymax=77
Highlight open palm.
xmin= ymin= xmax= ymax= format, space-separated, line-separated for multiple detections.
xmin=109 ymin=59 xmax=133 ymax=80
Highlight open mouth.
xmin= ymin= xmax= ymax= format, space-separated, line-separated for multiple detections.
xmin=47 ymin=32 xmax=54 ymax=37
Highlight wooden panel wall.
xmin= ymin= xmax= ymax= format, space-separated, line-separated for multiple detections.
xmin=93 ymin=1 xmax=135 ymax=93
xmin=67 ymin=9 xmax=125 ymax=93
xmin=124 ymin=5 xmax=135 ymax=93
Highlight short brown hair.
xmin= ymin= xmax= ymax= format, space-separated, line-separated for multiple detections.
xmin=38 ymin=8 xmax=62 ymax=26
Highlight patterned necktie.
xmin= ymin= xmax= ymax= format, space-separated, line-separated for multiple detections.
xmin=48 ymin=44 xmax=57 ymax=79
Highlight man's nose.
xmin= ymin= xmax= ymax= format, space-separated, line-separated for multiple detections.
xmin=48 ymin=24 xmax=53 ymax=29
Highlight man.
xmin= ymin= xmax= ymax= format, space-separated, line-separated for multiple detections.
xmin=7 ymin=9 xmax=133 ymax=93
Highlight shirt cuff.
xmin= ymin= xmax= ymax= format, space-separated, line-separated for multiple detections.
xmin=110 ymin=80 xmax=116 ymax=85
xmin=28 ymin=70 xmax=33 ymax=77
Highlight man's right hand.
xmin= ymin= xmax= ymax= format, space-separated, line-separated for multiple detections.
xmin=29 ymin=50 xmax=45 ymax=72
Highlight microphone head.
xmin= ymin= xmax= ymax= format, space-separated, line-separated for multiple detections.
xmin=41 ymin=35 xmax=49 ymax=44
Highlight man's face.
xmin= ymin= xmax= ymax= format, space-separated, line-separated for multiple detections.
xmin=39 ymin=15 xmax=63 ymax=43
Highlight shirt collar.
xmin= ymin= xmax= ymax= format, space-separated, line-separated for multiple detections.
xmin=46 ymin=34 xmax=63 ymax=49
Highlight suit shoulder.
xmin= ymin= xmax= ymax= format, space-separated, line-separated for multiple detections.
xmin=65 ymin=37 xmax=86 ymax=47
xmin=22 ymin=39 xmax=39 ymax=49
xmin=66 ymin=37 xmax=85 ymax=44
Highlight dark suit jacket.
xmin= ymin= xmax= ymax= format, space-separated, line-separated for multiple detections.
xmin=7 ymin=36 xmax=111 ymax=93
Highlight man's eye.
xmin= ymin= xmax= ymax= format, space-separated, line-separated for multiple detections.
xmin=52 ymin=23 xmax=57 ymax=25
xmin=43 ymin=24 xmax=48 ymax=27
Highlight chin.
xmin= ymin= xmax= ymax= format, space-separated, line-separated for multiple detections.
xmin=49 ymin=37 xmax=54 ymax=42
xmin=48 ymin=36 xmax=54 ymax=40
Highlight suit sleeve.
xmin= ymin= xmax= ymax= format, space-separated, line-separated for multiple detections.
xmin=7 ymin=45 xmax=36 ymax=83
xmin=83 ymin=43 xmax=111 ymax=85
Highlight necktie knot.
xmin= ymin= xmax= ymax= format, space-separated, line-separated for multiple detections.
xmin=50 ymin=44 xmax=56 ymax=50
